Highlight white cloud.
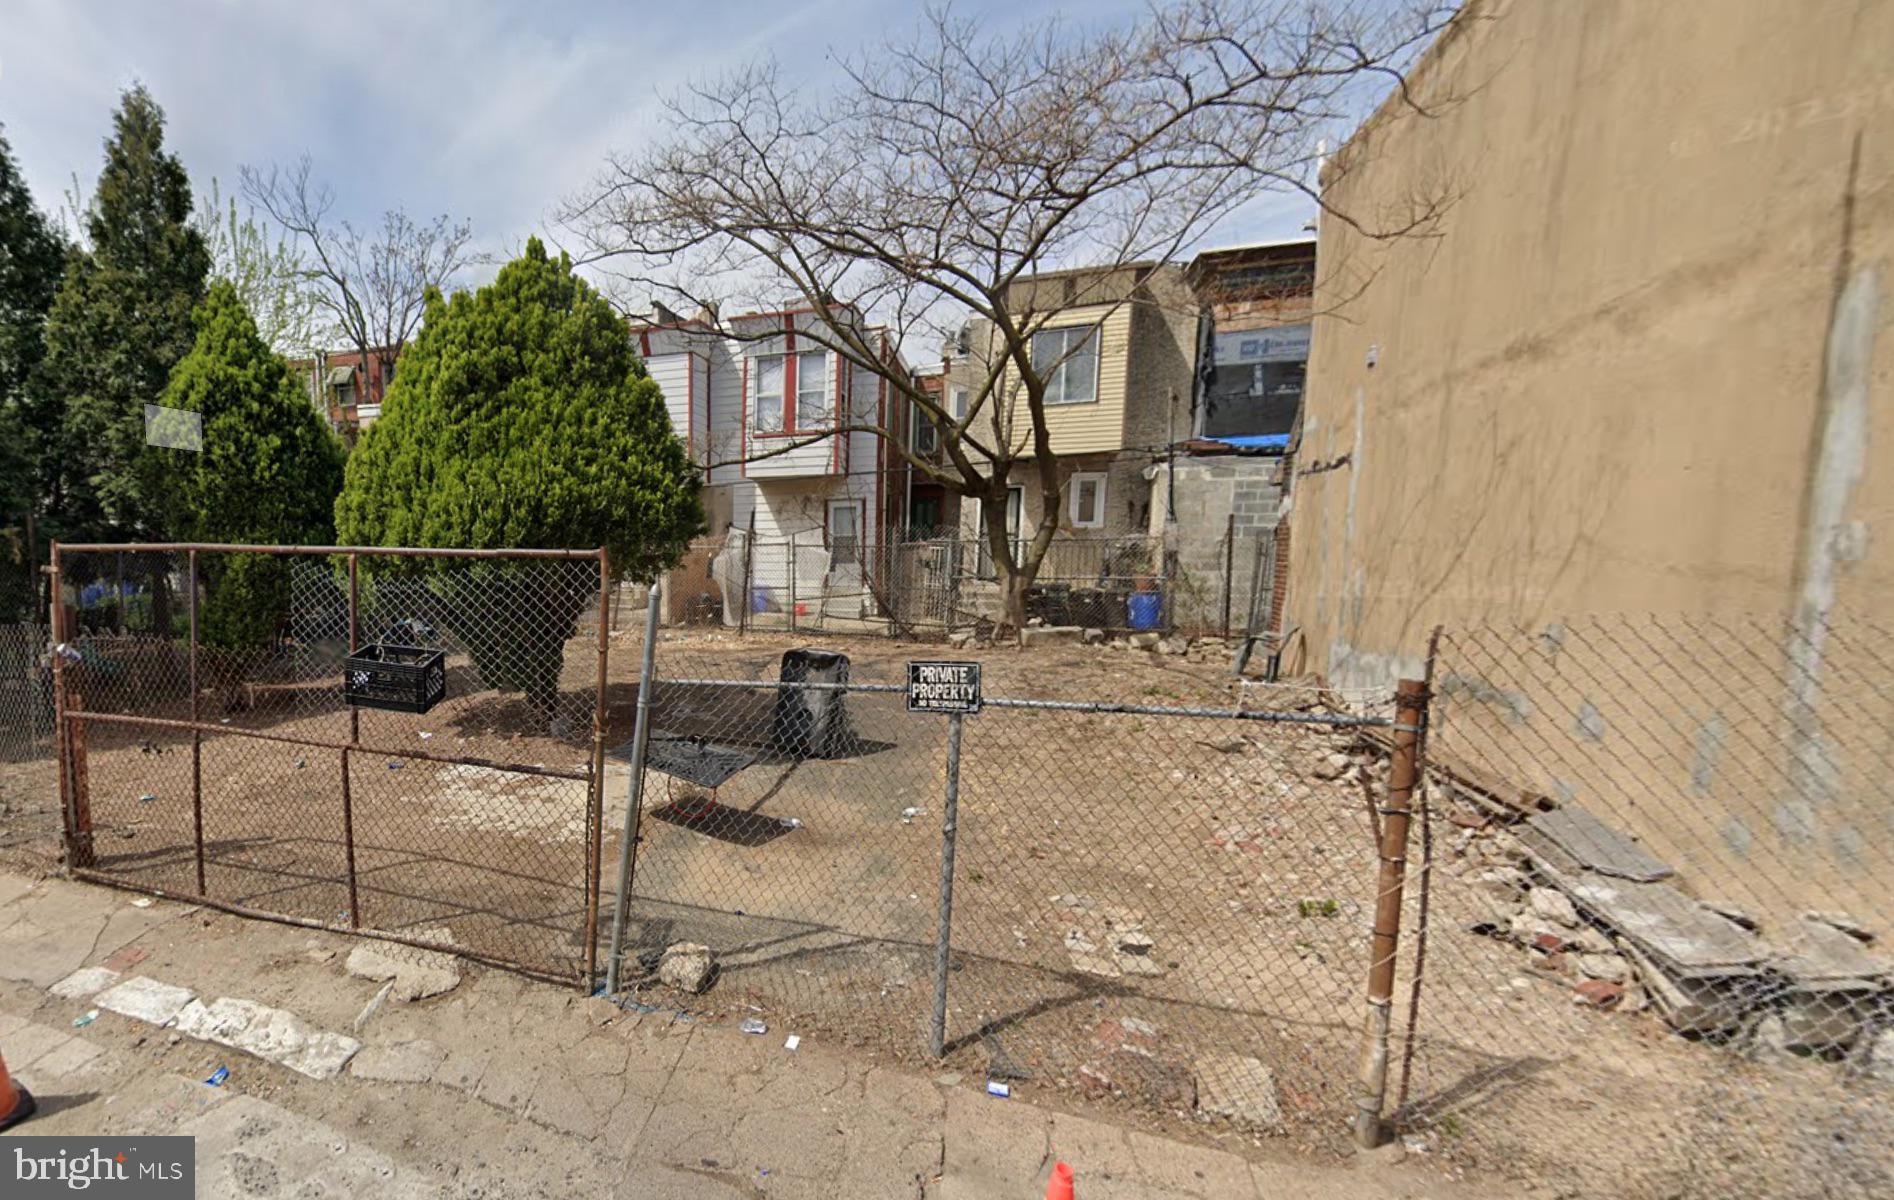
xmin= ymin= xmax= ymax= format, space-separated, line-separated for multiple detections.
xmin=1 ymin=0 xmax=1365 ymax=297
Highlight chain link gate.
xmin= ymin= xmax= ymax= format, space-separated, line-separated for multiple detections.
xmin=49 ymin=542 xmax=613 ymax=986
xmin=600 ymin=592 xmax=1425 ymax=1151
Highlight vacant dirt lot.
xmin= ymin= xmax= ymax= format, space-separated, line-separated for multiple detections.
xmin=6 ymin=621 xmax=1886 ymax=1197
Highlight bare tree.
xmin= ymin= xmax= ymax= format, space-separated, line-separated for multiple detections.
xmin=241 ymin=156 xmax=473 ymax=395
xmin=565 ymin=0 xmax=1454 ymax=629
xmin=193 ymin=178 xmax=329 ymax=357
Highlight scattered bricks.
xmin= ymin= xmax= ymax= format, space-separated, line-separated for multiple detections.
xmin=101 ymin=945 xmax=150 ymax=973
xmin=1128 ymin=632 xmax=1161 ymax=651
xmin=1077 ymin=1063 xmax=1116 ymax=1096
xmin=1531 ymin=931 xmax=1569 ymax=954
xmin=1532 ymin=952 xmax=1573 ymax=977
xmin=1094 ymin=1017 xmax=1160 ymax=1052
xmin=1573 ymin=979 xmax=1625 ymax=1009
xmin=1081 ymin=627 xmax=1106 ymax=645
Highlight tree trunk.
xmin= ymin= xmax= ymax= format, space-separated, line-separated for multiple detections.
xmin=981 ymin=481 xmax=1058 ymax=635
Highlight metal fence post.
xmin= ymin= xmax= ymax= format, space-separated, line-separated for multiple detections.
xmin=341 ymin=550 xmax=361 ymax=927
xmin=583 ymin=549 xmax=613 ymax=990
xmin=604 ymin=583 xmax=663 ymax=994
xmin=1353 ymin=677 xmax=1428 ymax=1148
xmin=1221 ymin=514 xmax=1235 ymax=638
xmin=739 ymin=512 xmax=756 ymax=636
xmin=48 ymin=543 xmax=88 ymax=869
xmin=787 ymin=536 xmax=798 ymax=633
xmin=930 ymin=710 xmax=965 ymax=1058
xmin=188 ymin=549 xmax=205 ymax=895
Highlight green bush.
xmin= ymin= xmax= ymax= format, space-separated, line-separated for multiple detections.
xmin=335 ymin=239 xmax=700 ymax=710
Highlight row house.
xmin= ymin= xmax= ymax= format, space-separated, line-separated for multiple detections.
xmin=631 ymin=305 xmax=909 ymax=622
xmin=288 ymin=346 xmax=399 ymax=441
xmin=897 ymin=240 xmax=1314 ymax=628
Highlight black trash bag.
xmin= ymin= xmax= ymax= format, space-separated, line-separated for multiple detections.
xmin=772 ymin=648 xmax=859 ymax=759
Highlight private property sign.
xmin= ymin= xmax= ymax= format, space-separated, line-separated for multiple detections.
xmin=907 ymin=661 xmax=982 ymax=714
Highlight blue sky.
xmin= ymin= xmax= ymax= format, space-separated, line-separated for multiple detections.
xmin=0 ymin=0 xmax=1409 ymax=289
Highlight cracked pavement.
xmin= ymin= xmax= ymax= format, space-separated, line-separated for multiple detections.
xmin=0 ymin=873 xmax=1507 ymax=1197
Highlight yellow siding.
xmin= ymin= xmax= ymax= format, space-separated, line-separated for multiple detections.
xmin=993 ymin=304 xmax=1130 ymax=457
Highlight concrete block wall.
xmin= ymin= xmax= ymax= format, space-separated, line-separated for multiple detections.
xmin=1162 ymin=456 xmax=1283 ymax=633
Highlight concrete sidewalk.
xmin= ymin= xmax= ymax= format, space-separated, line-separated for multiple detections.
xmin=0 ymin=874 xmax=1506 ymax=1198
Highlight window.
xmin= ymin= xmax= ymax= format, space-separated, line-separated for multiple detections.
xmin=827 ymin=499 xmax=862 ymax=567
xmin=911 ymin=401 xmax=938 ymax=454
xmin=950 ymin=387 xmax=970 ymax=422
xmin=1068 ymin=472 xmax=1107 ymax=529
xmin=796 ymin=350 xmax=830 ymax=427
xmin=1031 ymin=326 xmax=1099 ymax=405
xmin=752 ymin=355 xmax=785 ymax=432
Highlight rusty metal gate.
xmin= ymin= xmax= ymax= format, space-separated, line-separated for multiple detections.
xmin=49 ymin=542 xmax=613 ymax=985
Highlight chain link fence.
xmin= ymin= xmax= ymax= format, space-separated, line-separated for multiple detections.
xmin=32 ymin=545 xmax=1889 ymax=1196
xmin=598 ymin=606 xmax=1404 ymax=1152
xmin=49 ymin=543 xmax=612 ymax=983
xmin=1394 ymin=614 xmax=1894 ymax=1199
xmin=0 ymin=621 xmax=50 ymax=761
xmin=661 ymin=528 xmax=1273 ymax=640
xmin=0 ymin=620 xmax=57 ymax=866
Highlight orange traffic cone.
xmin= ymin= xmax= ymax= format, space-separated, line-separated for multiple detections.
xmin=1045 ymin=1161 xmax=1075 ymax=1200
xmin=0 ymin=1048 xmax=35 ymax=1132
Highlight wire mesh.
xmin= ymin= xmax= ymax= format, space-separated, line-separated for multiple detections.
xmin=1397 ymin=614 xmax=1894 ymax=1199
xmin=0 ymin=620 xmax=57 ymax=866
xmin=52 ymin=545 xmax=609 ymax=983
xmin=664 ymin=529 xmax=1275 ymax=640
xmin=601 ymin=622 xmax=1399 ymax=1150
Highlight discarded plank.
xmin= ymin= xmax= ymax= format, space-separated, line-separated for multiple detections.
xmin=1519 ymin=805 xmax=1674 ymax=882
xmin=1538 ymin=866 xmax=1765 ymax=973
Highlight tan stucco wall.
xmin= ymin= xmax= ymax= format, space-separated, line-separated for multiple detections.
xmin=1292 ymin=0 xmax=1894 ymax=682
xmin=1288 ymin=0 xmax=1894 ymax=914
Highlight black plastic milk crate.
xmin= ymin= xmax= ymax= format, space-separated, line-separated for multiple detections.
xmin=344 ymin=643 xmax=447 ymax=714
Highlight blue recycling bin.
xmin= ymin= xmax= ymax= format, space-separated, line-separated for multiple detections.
xmin=1127 ymin=590 xmax=1163 ymax=631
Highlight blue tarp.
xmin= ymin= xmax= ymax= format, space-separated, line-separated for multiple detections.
xmin=1205 ymin=433 xmax=1290 ymax=450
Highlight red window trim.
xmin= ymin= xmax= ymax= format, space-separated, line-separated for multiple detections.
xmin=750 ymin=342 xmax=837 ymax=439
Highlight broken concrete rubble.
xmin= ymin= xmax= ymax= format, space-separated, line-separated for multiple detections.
xmin=1527 ymin=887 xmax=1581 ymax=929
xmin=656 ymin=942 xmax=716 ymax=993
xmin=1311 ymin=752 xmax=1351 ymax=782
xmin=1019 ymin=625 xmax=1083 ymax=648
xmin=1194 ymin=1054 xmax=1284 ymax=1131
xmin=345 ymin=931 xmax=462 ymax=1001
xmin=175 ymin=996 xmax=361 ymax=1080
